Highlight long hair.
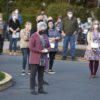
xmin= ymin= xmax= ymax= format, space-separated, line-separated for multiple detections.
xmin=90 ymin=19 xmax=100 ymax=32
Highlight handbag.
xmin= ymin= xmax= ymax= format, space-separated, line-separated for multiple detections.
xmin=39 ymin=54 xmax=46 ymax=66
xmin=91 ymin=42 xmax=99 ymax=49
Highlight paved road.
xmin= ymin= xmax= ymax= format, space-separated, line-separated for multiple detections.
xmin=0 ymin=54 xmax=100 ymax=100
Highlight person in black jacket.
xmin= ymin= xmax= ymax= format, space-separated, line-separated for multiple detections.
xmin=8 ymin=11 xmax=20 ymax=56
xmin=0 ymin=13 xmax=5 ymax=55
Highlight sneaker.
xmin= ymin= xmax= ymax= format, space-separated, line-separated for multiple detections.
xmin=62 ymin=56 xmax=66 ymax=60
xmin=71 ymin=57 xmax=76 ymax=61
xmin=38 ymin=90 xmax=48 ymax=94
xmin=27 ymin=71 xmax=31 ymax=75
xmin=48 ymin=70 xmax=55 ymax=74
xmin=9 ymin=52 xmax=12 ymax=55
xmin=21 ymin=70 xmax=26 ymax=75
xmin=13 ymin=52 xmax=16 ymax=56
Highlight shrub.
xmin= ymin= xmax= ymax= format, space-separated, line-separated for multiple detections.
xmin=0 ymin=72 xmax=5 ymax=81
xmin=46 ymin=3 xmax=100 ymax=22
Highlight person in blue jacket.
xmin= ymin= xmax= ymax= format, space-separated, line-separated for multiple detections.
xmin=48 ymin=20 xmax=61 ymax=74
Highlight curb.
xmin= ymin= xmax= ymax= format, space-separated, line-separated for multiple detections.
xmin=0 ymin=72 xmax=13 ymax=91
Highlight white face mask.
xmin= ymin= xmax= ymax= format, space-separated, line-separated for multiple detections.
xmin=93 ymin=24 xmax=99 ymax=29
xmin=88 ymin=20 xmax=92 ymax=23
xmin=67 ymin=14 xmax=73 ymax=18
xmin=12 ymin=16 xmax=16 ymax=20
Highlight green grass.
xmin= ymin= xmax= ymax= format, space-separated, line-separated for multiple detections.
xmin=0 ymin=72 xmax=5 ymax=81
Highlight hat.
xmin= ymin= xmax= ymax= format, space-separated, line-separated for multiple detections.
xmin=37 ymin=22 xmax=47 ymax=31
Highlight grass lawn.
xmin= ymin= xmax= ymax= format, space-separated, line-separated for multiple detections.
xmin=0 ymin=72 xmax=5 ymax=81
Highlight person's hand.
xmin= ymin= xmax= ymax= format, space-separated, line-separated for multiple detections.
xmin=49 ymin=38 xmax=55 ymax=43
xmin=41 ymin=49 xmax=48 ymax=53
xmin=61 ymin=31 xmax=66 ymax=37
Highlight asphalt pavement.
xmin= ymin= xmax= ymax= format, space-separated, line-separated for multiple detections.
xmin=0 ymin=54 xmax=100 ymax=100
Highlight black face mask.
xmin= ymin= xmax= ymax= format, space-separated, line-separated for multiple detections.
xmin=39 ymin=31 xmax=45 ymax=35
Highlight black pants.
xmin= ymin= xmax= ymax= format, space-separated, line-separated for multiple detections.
xmin=30 ymin=64 xmax=44 ymax=91
xmin=0 ymin=35 xmax=4 ymax=54
xmin=49 ymin=52 xmax=57 ymax=70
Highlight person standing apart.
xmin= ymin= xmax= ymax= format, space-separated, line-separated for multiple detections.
xmin=8 ymin=12 xmax=20 ymax=56
xmin=0 ymin=13 xmax=5 ymax=55
xmin=29 ymin=22 xmax=50 ymax=95
xmin=84 ymin=20 xmax=100 ymax=78
xmin=20 ymin=21 xmax=32 ymax=75
xmin=62 ymin=10 xmax=78 ymax=60
xmin=48 ymin=21 xmax=61 ymax=74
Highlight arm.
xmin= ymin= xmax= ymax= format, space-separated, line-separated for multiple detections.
xmin=20 ymin=30 xmax=29 ymax=41
xmin=87 ymin=32 xmax=92 ymax=45
xmin=29 ymin=35 xmax=41 ymax=53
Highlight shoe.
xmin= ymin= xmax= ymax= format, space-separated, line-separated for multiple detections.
xmin=27 ymin=70 xmax=31 ymax=75
xmin=48 ymin=70 xmax=55 ymax=74
xmin=31 ymin=90 xmax=38 ymax=95
xmin=21 ymin=70 xmax=26 ymax=75
xmin=38 ymin=90 xmax=48 ymax=94
xmin=0 ymin=53 xmax=3 ymax=55
xmin=9 ymin=52 xmax=12 ymax=55
xmin=43 ymin=81 xmax=49 ymax=85
xmin=62 ymin=56 xmax=66 ymax=60
xmin=71 ymin=57 xmax=76 ymax=61
xmin=13 ymin=52 xmax=16 ymax=56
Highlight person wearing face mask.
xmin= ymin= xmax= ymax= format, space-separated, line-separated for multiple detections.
xmin=30 ymin=15 xmax=50 ymax=85
xmin=62 ymin=10 xmax=78 ymax=60
xmin=30 ymin=15 xmax=44 ymax=36
xmin=14 ymin=9 xmax=23 ymax=25
xmin=84 ymin=19 xmax=100 ymax=78
xmin=8 ymin=12 xmax=20 ymax=56
xmin=29 ymin=22 xmax=50 ymax=95
xmin=48 ymin=21 xmax=61 ymax=74
xmin=0 ymin=13 xmax=5 ymax=55
xmin=55 ymin=15 xmax=63 ymax=33
xmin=20 ymin=22 xmax=32 ymax=75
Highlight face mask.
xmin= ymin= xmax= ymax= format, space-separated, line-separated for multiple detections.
xmin=88 ymin=20 xmax=92 ymax=23
xmin=12 ymin=16 xmax=16 ymax=20
xmin=94 ymin=24 xmax=99 ymax=29
xmin=39 ymin=31 xmax=45 ymax=35
xmin=67 ymin=14 xmax=73 ymax=18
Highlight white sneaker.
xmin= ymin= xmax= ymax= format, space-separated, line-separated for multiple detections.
xmin=21 ymin=70 xmax=26 ymax=75
xmin=48 ymin=70 xmax=56 ymax=74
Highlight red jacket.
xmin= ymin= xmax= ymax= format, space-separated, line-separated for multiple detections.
xmin=29 ymin=32 xmax=50 ymax=64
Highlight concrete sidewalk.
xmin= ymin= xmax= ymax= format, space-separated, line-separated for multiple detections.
xmin=3 ymin=40 xmax=87 ymax=50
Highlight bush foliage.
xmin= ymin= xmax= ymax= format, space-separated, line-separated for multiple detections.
xmin=0 ymin=72 xmax=5 ymax=81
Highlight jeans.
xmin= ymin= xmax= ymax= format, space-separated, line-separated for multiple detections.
xmin=9 ymin=34 xmax=18 ymax=52
xmin=21 ymin=48 xmax=30 ymax=70
xmin=63 ymin=35 xmax=76 ymax=58
xmin=30 ymin=64 xmax=44 ymax=91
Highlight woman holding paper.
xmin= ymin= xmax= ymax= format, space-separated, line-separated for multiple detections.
xmin=48 ymin=21 xmax=61 ymax=74
xmin=8 ymin=11 xmax=20 ymax=56
xmin=84 ymin=20 xmax=100 ymax=78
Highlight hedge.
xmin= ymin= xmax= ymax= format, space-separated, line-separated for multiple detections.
xmin=0 ymin=72 xmax=5 ymax=81
xmin=2 ymin=3 xmax=100 ymax=26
